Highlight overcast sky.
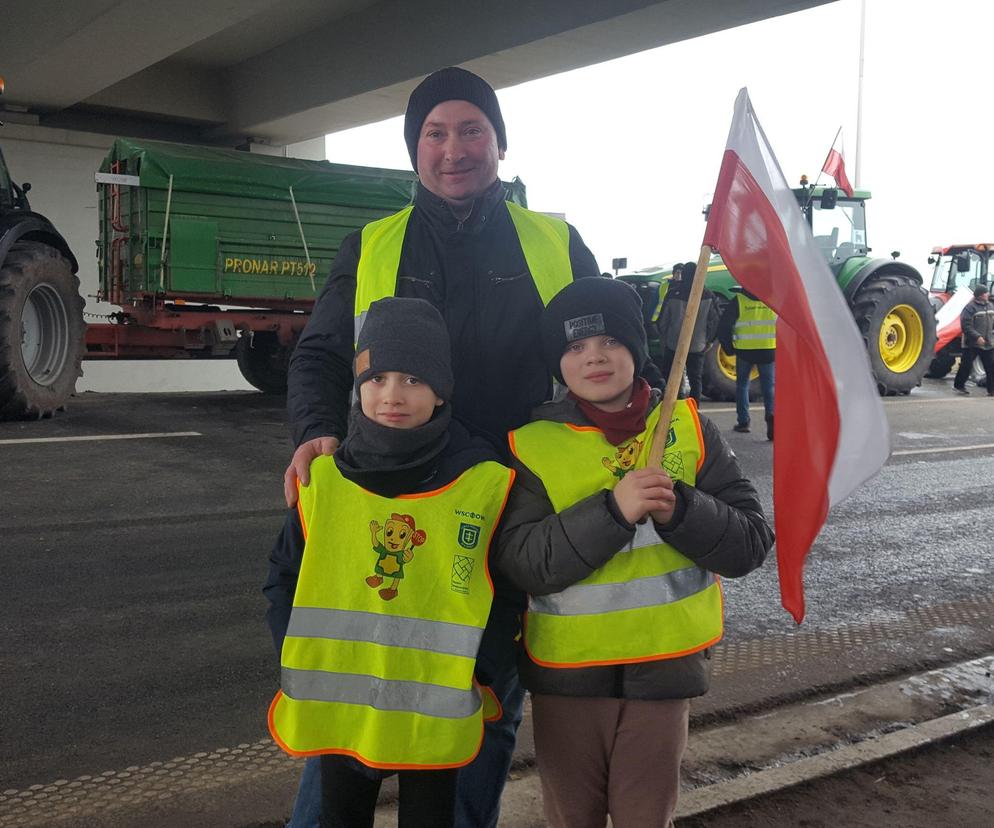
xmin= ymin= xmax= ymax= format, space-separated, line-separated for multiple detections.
xmin=326 ymin=0 xmax=993 ymax=282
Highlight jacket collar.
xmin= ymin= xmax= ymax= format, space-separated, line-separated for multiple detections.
xmin=414 ymin=179 xmax=505 ymax=234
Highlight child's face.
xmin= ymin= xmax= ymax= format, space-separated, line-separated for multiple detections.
xmin=360 ymin=372 xmax=443 ymax=429
xmin=560 ymin=335 xmax=635 ymax=412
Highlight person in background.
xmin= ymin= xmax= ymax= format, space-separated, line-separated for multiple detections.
xmin=655 ymin=261 xmax=718 ymax=404
xmin=494 ymin=277 xmax=772 ymax=828
xmin=280 ymin=66 xmax=602 ymax=828
xmin=718 ymin=287 xmax=776 ymax=438
xmin=953 ymin=284 xmax=994 ymax=396
xmin=264 ymin=298 xmax=514 ymax=828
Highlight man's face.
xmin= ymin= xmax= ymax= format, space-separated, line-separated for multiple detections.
xmin=416 ymin=100 xmax=504 ymax=211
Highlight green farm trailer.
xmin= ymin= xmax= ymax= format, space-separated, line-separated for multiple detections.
xmin=0 ymin=135 xmax=528 ymax=418
xmin=87 ymin=138 xmax=421 ymax=394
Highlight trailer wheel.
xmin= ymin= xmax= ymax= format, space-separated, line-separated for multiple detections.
xmin=701 ymin=342 xmax=759 ymax=402
xmin=0 ymin=242 xmax=85 ymax=420
xmin=851 ymin=274 xmax=937 ymax=395
xmin=235 ymin=332 xmax=290 ymax=394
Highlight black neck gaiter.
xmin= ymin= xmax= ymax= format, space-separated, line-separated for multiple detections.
xmin=334 ymin=402 xmax=452 ymax=497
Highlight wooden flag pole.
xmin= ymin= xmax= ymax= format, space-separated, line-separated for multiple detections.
xmin=648 ymin=243 xmax=715 ymax=468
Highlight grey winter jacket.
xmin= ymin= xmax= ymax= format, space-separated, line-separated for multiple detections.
xmin=656 ymin=290 xmax=717 ymax=354
xmin=492 ymin=394 xmax=773 ymax=700
xmin=960 ymin=300 xmax=994 ymax=350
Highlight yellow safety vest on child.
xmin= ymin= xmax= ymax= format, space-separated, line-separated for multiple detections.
xmin=269 ymin=457 xmax=514 ymax=769
xmin=509 ymin=400 xmax=723 ymax=668
xmin=353 ymin=202 xmax=573 ymax=343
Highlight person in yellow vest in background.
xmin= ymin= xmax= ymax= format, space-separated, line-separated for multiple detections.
xmin=265 ymin=297 xmax=514 ymax=828
xmin=281 ymin=66 xmax=602 ymax=828
xmin=493 ymin=278 xmax=773 ymax=828
xmin=718 ymin=287 xmax=777 ymax=439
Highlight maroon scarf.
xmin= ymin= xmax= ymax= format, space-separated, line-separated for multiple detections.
xmin=569 ymin=379 xmax=651 ymax=445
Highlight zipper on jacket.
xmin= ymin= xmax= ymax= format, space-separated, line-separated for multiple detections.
xmin=492 ymin=272 xmax=529 ymax=286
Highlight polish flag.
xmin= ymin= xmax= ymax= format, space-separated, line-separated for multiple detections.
xmin=703 ymin=89 xmax=890 ymax=623
xmin=822 ymin=148 xmax=854 ymax=197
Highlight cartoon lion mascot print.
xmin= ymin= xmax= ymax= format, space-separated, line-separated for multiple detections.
xmin=366 ymin=513 xmax=427 ymax=601
xmin=602 ymin=436 xmax=644 ymax=480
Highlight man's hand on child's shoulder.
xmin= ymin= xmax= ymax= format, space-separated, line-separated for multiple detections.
xmin=611 ymin=468 xmax=676 ymax=526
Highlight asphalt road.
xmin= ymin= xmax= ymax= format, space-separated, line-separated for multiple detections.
xmin=1 ymin=376 xmax=992 ymax=823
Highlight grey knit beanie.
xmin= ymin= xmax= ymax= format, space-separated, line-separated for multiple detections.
xmin=541 ymin=277 xmax=648 ymax=383
xmin=404 ymin=67 xmax=507 ymax=170
xmin=354 ymin=297 xmax=453 ymax=400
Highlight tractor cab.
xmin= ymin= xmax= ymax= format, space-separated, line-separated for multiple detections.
xmin=927 ymin=244 xmax=991 ymax=303
xmin=793 ymin=179 xmax=871 ymax=272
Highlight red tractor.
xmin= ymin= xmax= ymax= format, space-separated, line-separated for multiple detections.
xmin=926 ymin=243 xmax=992 ymax=383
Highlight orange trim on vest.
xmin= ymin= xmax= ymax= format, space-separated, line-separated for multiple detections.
xmin=521 ymin=613 xmax=723 ymax=669
xmin=296 ymin=480 xmax=308 ymax=540
xmin=684 ymin=397 xmax=706 ymax=473
xmin=477 ymin=468 xmax=516 ymax=596
xmin=268 ymin=690 xmax=485 ymax=770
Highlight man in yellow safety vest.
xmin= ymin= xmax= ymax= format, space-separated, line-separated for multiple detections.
xmin=280 ymin=67 xmax=604 ymax=828
xmin=718 ymin=288 xmax=776 ymax=440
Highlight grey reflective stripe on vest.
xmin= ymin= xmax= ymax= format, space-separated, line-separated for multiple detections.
xmin=287 ymin=606 xmax=483 ymax=659
xmin=528 ymin=565 xmax=716 ymax=617
xmin=734 ymin=319 xmax=777 ymax=339
xmin=281 ymin=667 xmax=482 ymax=719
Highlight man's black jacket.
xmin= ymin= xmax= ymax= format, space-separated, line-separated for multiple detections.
xmin=287 ymin=180 xmax=600 ymax=449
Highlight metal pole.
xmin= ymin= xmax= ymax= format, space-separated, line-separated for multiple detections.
xmin=855 ymin=0 xmax=867 ymax=188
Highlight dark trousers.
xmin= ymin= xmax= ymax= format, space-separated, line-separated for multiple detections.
xmin=660 ymin=348 xmax=705 ymax=403
xmin=454 ymin=598 xmax=527 ymax=828
xmin=953 ymin=347 xmax=994 ymax=393
xmin=319 ymin=756 xmax=457 ymax=828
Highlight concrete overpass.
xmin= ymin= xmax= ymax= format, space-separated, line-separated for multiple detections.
xmin=2 ymin=0 xmax=832 ymax=146
xmin=1 ymin=0 xmax=832 ymax=357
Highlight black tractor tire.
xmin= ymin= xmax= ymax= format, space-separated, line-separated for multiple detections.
xmin=850 ymin=273 xmax=937 ymax=396
xmin=235 ymin=332 xmax=290 ymax=394
xmin=0 ymin=242 xmax=85 ymax=420
xmin=701 ymin=341 xmax=759 ymax=402
xmin=925 ymin=344 xmax=957 ymax=379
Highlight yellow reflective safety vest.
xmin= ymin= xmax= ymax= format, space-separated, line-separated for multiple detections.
xmin=733 ymin=295 xmax=777 ymax=350
xmin=269 ymin=456 xmax=514 ymax=769
xmin=509 ymin=400 xmax=723 ymax=668
xmin=650 ymin=279 xmax=670 ymax=323
xmin=353 ymin=202 xmax=573 ymax=343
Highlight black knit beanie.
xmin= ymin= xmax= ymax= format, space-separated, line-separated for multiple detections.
xmin=974 ymin=284 xmax=989 ymax=299
xmin=354 ymin=297 xmax=454 ymax=401
xmin=404 ymin=67 xmax=507 ymax=170
xmin=541 ymin=277 xmax=648 ymax=383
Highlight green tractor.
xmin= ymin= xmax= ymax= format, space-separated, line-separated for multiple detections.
xmin=620 ymin=182 xmax=937 ymax=399
xmin=0 ymin=140 xmax=85 ymax=419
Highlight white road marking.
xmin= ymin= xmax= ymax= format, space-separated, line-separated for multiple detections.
xmin=892 ymin=442 xmax=994 ymax=457
xmin=0 ymin=431 xmax=202 ymax=446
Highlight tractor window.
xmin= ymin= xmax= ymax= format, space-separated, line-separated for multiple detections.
xmin=0 ymin=149 xmax=13 ymax=210
xmin=930 ymin=252 xmax=985 ymax=293
xmin=810 ymin=200 xmax=867 ymax=265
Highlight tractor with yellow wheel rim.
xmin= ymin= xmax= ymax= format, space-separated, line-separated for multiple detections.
xmin=620 ymin=182 xmax=937 ymax=399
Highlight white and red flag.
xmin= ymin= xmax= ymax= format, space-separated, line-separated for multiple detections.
xmin=703 ymin=89 xmax=890 ymax=623
xmin=934 ymin=286 xmax=973 ymax=352
xmin=822 ymin=147 xmax=854 ymax=197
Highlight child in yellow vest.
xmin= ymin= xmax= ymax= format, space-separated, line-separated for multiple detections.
xmin=264 ymin=297 xmax=514 ymax=828
xmin=494 ymin=278 xmax=773 ymax=828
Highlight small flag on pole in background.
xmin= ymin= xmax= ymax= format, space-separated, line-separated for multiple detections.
xmin=702 ymin=89 xmax=890 ymax=623
xmin=822 ymin=147 xmax=854 ymax=197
